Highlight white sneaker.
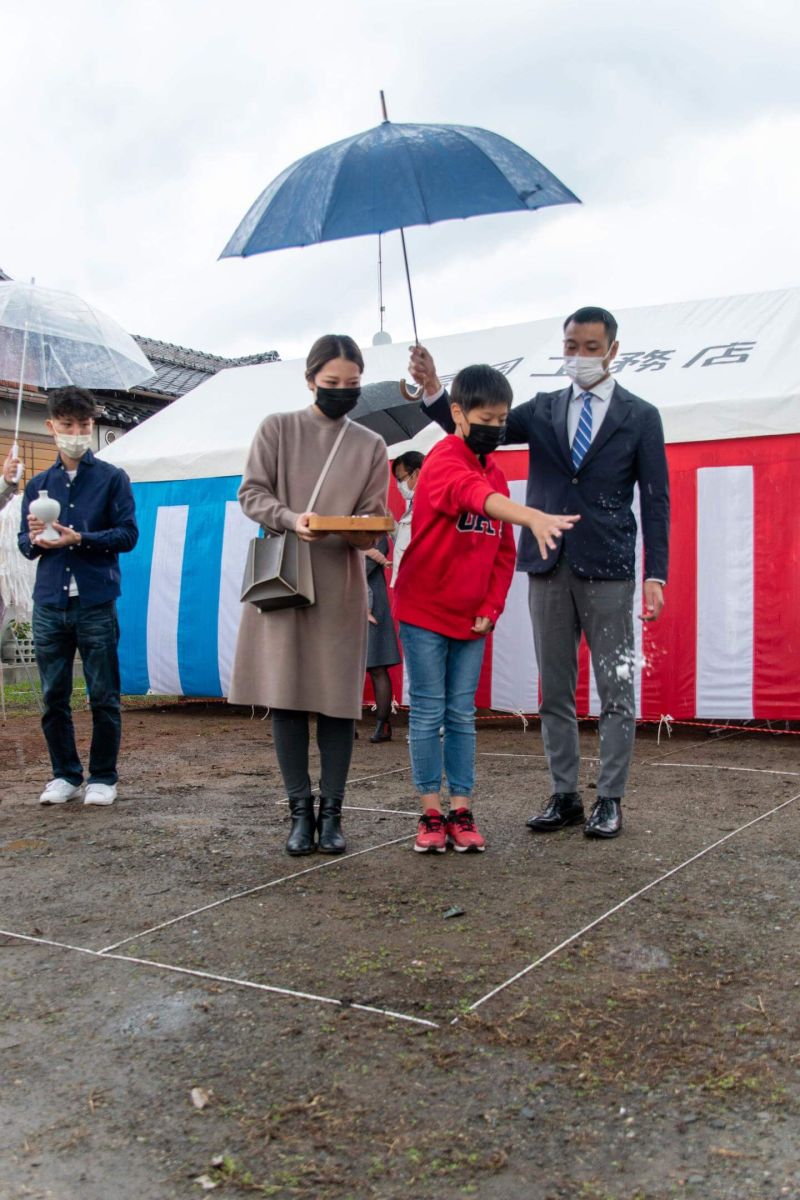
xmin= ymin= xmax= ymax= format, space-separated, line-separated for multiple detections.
xmin=84 ymin=783 xmax=118 ymax=806
xmin=40 ymin=778 xmax=82 ymax=805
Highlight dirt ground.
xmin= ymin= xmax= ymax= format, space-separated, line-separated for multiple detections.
xmin=1 ymin=704 xmax=799 ymax=1200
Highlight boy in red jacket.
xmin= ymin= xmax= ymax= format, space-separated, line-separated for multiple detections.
xmin=394 ymin=365 xmax=578 ymax=853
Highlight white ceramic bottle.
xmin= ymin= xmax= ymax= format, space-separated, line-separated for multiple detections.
xmin=29 ymin=490 xmax=61 ymax=543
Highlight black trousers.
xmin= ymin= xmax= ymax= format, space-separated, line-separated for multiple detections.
xmin=270 ymin=709 xmax=355 ymax=804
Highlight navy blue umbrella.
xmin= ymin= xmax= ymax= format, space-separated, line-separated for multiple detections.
xmin=221 ymin=95 xmax=579 ymax=374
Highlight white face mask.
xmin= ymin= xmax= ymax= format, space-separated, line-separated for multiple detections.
xmin=562 ymin=355 xmax=611 ymax=389
xmin=397 ymin=479 xmax=414 ymax=503
xmin=55 ymin=432 xmax=93 ymax=459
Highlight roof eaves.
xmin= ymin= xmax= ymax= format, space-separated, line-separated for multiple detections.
xmin=133 ymin=334 xmax=280 ymax=373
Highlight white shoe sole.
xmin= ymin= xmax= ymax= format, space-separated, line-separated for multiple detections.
xmin=40 ymin=791 xmax=81 ymax=805
xmin=413 ymin=843 xmax=446 ymax=853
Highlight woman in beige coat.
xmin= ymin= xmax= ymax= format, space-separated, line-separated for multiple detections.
xmin=229 ymin=335 xmax=389 ymax=856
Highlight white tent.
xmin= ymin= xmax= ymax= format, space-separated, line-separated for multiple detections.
xmin=101 ymin=287 xmax=800 ymax=718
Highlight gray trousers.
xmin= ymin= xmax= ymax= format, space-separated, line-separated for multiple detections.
xmin=529 ymin=558 xmax=636 ymax=798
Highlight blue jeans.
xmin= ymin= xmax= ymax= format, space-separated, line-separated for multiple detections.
xmin=399 ymin=622 xmax=487 ymax=798
xmin=32 ymin=600 xmax=122 ymax=785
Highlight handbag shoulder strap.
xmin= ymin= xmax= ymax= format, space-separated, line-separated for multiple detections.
xmin=307 ymin=421 xmax=349 ymax=511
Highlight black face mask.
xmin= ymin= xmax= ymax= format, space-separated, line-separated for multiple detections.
xmin=315 ymin=385 xmax=361 ymax=420
xmin=465 ymin=422 xmax=506 ymax=457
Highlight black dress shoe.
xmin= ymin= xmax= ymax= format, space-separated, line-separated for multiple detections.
xmin=369 ymin=720 xmax=392 ymax=743
xmin=527 ymin=792 xmax=585 ymax=832
xmin=584 ymin=797 xmax=622 ymax=839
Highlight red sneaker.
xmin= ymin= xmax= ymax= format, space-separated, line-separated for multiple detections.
xmin=446 ymin=807 xmax=486 ymax=852
xmin=414 ymin=809 xmax=447 ymax=854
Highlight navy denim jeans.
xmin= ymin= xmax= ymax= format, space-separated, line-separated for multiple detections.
xmin=32 ymin=599 xmax=121 ymax=785
xmin=399 ymin=621 xmax=487 ymax=798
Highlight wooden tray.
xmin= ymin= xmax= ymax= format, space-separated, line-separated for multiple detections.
xmin=307 ymin=515 xmax=395 ymax=532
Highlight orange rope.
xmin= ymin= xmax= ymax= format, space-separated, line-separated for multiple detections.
xmin=472 ymin=713 xmax=800 ymax=735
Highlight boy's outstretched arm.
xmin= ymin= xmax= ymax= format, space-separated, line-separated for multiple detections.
xmin=423 ymin=458 xmax=578 ymax=560
xmin=483 ymin=492 xmax=579 ymax=560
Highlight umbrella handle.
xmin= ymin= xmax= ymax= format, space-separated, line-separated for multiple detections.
xmin=399 ymin=378 xmax=423 ymax=402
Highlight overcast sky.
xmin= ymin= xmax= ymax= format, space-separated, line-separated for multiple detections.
xmin=2 ymin=0 xmax=799 ymax=362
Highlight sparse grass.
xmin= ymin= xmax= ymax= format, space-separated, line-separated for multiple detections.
xmin=1 ymin=677 xmax=182 ymax=716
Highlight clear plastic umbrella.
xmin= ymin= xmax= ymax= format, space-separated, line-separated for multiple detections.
xmin=0 ymin=280 xmax=155 ymax=475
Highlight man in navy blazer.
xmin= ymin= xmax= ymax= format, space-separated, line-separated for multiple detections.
xmin=408 ymin=307 xmax=670 ymax=839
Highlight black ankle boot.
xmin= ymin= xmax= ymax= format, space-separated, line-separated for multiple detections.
xmin=317 ymin=797 xmax=346 ymax=854
xmin=286 ymin=796 xmax=317 ymax=856
xmin=369 ymin=719 xmax=392 ymax=743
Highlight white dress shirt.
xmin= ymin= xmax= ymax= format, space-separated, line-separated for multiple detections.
xmin=567 ymin=376 xmax=664 ymax=585
xmin=390 ymin=501 xmax=413 ymax=588
xmin=566 ymin=375 xmax=615 ymax=446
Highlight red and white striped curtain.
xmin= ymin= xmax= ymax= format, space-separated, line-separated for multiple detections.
xmin=385 ymin=435 xmax=800 ymax=721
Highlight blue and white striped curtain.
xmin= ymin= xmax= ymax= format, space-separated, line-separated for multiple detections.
xmin=118 ymin=477 xmax=256 ymax=696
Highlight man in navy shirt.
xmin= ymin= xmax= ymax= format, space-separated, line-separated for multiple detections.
xmin=19 ymin=387 xmax=138 ymax=806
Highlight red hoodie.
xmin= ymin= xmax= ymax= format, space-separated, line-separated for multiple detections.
xmin=394 ymin=434 xmax=517 ymax=640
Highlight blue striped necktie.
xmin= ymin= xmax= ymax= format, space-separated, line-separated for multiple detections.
xmin=571 ymin=391 xmax=593 ymax=470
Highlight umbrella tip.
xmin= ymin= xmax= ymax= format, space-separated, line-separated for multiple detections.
xmin=379 ymin=89 xmax=389 ymax=122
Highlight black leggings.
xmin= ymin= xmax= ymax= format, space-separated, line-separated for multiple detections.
xmin=271 ymin=709 xmax=355 ymax=804
xmin=368 ymin=666 xmax=393 ymax=723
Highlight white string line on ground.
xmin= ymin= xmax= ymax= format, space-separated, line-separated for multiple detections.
xmin=347 ymin=766 xmax=411 ymax=786
xmin=341 ymin=804 xmax=418 ymax=816
xmin=0 ymin=929 xmax=101 ymax=957
xmin=455 ymin=789 xmax=800 ymax=1024
xmin=273 ymin=798 xmax=418 ymax=817
xmin=101 ymin=953 xmax=438 ymax=1027
xmin=476 ymin=751 xmax=549 ymax=760
xmin=0 ymin=928 xmax=437 ymax=1029
xmin=476 ymin=751 xmax=598 ymax=763
xmin=478 ymin=751 xmax=800 ymax=779
xmin=650 ymin=761 xmax=800 ymax=778
xmin=273 ymin=765 xmax=415 ymax=813
xmin=97 ymin=832 xmax=415 ymax=955
xmin=637 ymin=729 xmax=761 ymax=766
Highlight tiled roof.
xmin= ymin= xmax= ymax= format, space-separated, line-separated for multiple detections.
xmin=133 ymin=335 xmax=280 ymax=398
xmin=97 ymin=339 xmax=282 ymax=427
xmin=97 ymin=398 xmax=160 ymax=429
